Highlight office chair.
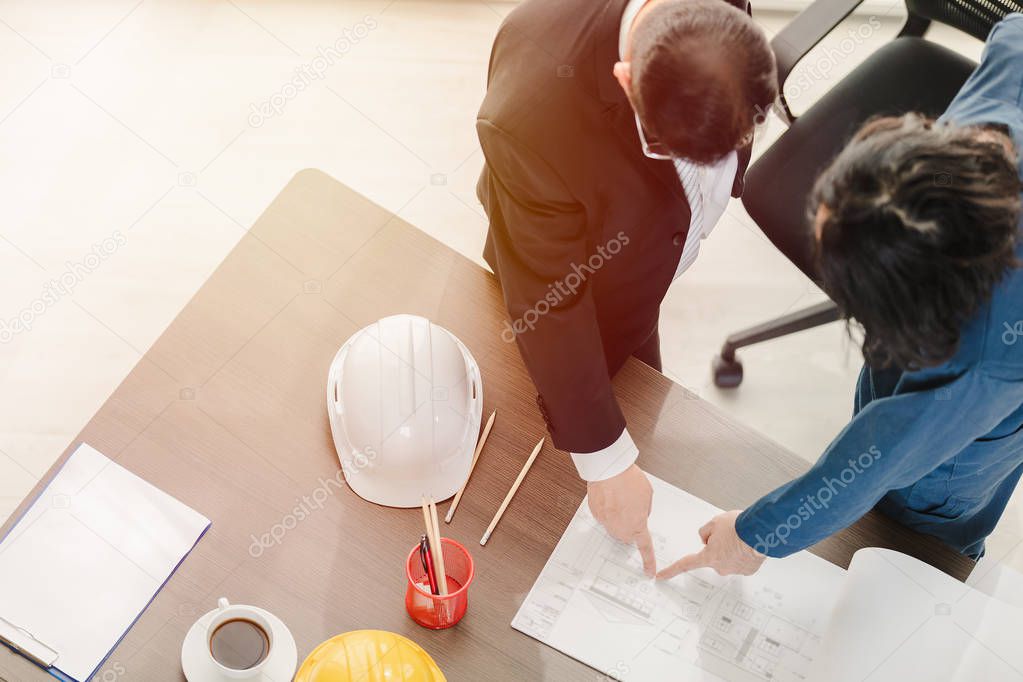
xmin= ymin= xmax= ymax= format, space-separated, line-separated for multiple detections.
xmin=712 ymin=0 xmax=1023 ymax=387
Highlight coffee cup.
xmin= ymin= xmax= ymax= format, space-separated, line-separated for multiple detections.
xmin=205 ymin=598 xmax=274 ymax=679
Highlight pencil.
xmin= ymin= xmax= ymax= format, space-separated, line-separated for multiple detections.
xmin=480 ymin=437 xmax=544 ymax=546
xmin=446 ymin=410 xmax=497 ymax=523
xmin=421 ymin=495 xmax=432 ymax=538
xmin=420 ymin=497 xmax=441 ymax=593
xmin=428 ymin=497 xmax=449 ymax=595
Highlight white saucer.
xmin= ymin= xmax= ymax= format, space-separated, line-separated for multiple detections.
xmin=181 ymin=605 xmax=298 ymax=682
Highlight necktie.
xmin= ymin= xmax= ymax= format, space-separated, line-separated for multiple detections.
xmin=674 ymin=158 xmax=704 ymax=276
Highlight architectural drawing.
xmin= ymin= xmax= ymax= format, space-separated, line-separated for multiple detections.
xmin=512 ymin=475 xmax=846 ymax=681
xmin=699 ymin=589 xmax=822 ymax=681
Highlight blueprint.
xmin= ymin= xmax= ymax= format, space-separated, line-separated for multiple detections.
xmin=512 ymin=474 xmax=847 ymax=681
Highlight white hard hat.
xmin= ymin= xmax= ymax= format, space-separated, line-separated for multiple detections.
xmin=326 ymin=314 xmax=483 ymax=508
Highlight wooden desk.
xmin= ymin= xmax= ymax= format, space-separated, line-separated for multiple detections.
xmin=0 ymin=170 xmax=973 ymax=681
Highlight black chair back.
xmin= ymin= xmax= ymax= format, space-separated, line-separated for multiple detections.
xmin=906 ymin=0 xmax=1023 ymax=40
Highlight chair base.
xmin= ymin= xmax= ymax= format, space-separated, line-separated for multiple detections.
xmin=713 ymin=301 xmax=842 ymax=388
xmin=712 ymin=354 xmax=744 ymax=388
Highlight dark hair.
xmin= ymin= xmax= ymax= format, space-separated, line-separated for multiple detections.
xmin=630 ymin=0 xmax=777 ymax=165
xmin=812 ymin=114 xmax=1022 ymax=370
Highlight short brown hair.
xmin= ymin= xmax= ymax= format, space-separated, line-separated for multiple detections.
xmin=630 ymin=0 xmax=777 ymax=164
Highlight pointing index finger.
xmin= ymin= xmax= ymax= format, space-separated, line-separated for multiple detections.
xmin=635 ymin=527 xmax=657 ymax=576
xmin=656 ymin=549 xmax=709 ymax=581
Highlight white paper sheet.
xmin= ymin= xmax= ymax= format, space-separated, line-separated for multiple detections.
xmin=968 ymin=554 xmax=1023 ymax=609
xmin=512 ymin=474 xmax=847 ymax=681
xmin=808 ymin=548 xmax=1023 ymax=682
xmin=0 ymin=443 xmax=210 ymax=682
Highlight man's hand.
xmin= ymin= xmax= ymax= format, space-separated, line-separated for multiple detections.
xmin=656 ymin=510 xmax=766 ymax=579
xmin=587 ymin=464 xmax=656 ymax=576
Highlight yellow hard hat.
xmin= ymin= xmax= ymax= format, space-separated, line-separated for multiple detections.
xmin=295 ymin=630 xmax=446 ymax=682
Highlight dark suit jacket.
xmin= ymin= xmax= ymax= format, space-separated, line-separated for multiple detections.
xmin=476 ymin=0 xmax=753 ymax=453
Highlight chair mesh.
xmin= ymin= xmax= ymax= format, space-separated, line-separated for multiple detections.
xmin=906 ymin=0 xmax=1023 ymax=41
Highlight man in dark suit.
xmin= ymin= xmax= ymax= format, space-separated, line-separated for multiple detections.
xmin=476 ymin=0 xmax=777 ymax=573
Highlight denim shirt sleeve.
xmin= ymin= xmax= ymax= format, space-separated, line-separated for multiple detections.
xmin=735 ymin=370 xmax=1023 ymax=557
xmin=983 ymin=14 xmax=1023 ymax=107
xmin=945 ymin=13 xmax=1023 ymax=116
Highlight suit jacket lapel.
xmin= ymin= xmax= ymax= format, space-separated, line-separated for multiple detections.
xmin=603 ymin=101 xmax=689 ymax=204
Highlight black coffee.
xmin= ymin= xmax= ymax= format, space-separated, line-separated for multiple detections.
xmin=209 ymin=618 xmax=270 ymax=670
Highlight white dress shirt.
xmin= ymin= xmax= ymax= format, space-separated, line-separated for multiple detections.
xmin=570 ymin=0 xmax=738 ymax=482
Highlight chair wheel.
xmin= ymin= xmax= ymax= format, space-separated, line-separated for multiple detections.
xmin=712 ymin=354 xmax=744 ymax=388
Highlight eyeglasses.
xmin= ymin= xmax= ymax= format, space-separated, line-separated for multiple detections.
xmin=635 ymin=113 xmax=673 ymax=160
xmin=635 ymin=112 xmax=756 ymax=161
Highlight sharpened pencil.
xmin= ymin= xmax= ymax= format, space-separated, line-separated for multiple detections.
xmin=480 ymin=437 xmax=544 ymax=546
xmin=446 ymin=410 xmax=497 ymax=523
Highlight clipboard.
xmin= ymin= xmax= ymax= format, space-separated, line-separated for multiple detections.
xmin=0 ymin=443 xmax=210 ymax=681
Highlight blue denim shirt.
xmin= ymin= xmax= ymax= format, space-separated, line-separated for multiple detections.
xmin=736 ymin=14 xmax=1023 ymax=559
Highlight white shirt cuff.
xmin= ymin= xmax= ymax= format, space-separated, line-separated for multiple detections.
xmin=570 ymin=428 xmax=639 ymax=482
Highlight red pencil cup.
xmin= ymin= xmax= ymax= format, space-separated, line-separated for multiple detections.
xmin=405 ymin=538 xmax=475 ymax=629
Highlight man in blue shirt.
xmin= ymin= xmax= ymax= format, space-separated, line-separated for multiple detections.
xmin=658 ymin=13 xmax=1023 ymax=578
